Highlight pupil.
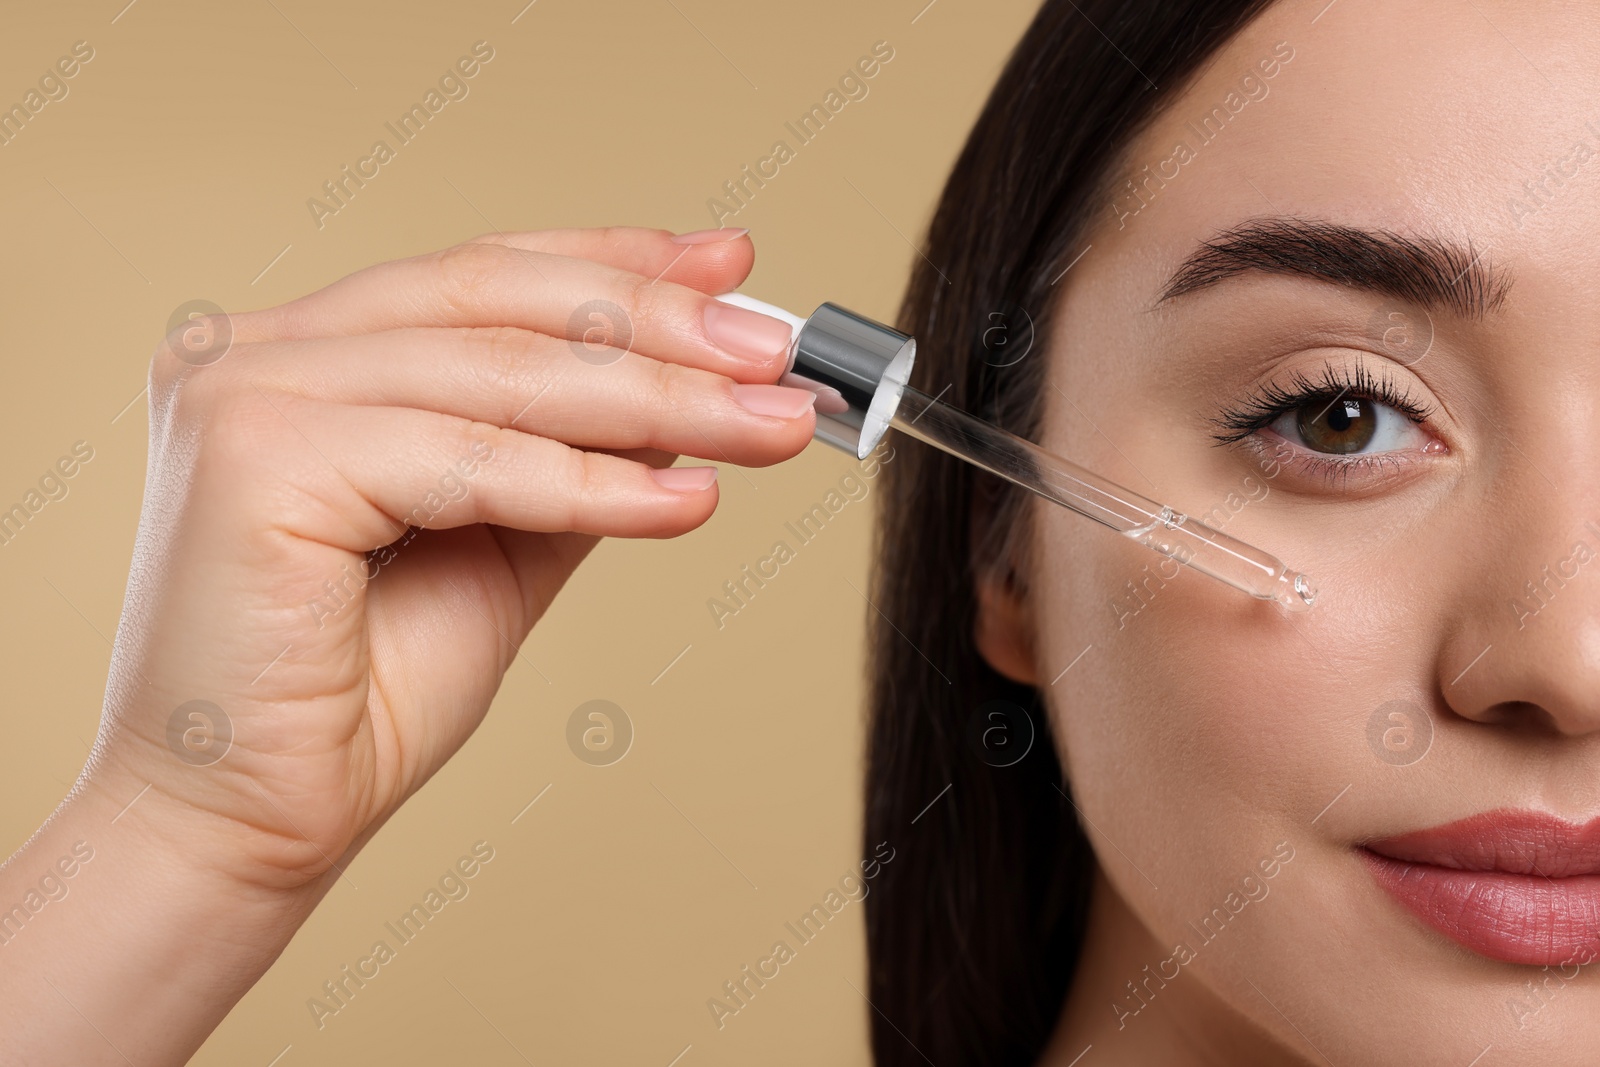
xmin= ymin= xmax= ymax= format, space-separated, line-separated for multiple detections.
xmin=1296 ymin=396 xmax=1376 ymax=454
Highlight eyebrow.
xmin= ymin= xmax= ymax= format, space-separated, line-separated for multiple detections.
xmin=1157 ymin=216 xmax=1511 ymax=317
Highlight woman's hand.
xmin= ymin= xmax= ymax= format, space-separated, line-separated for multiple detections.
xmin=0 ymin=226 xmax=816 ymax=1066
xmin=96 ymin=225 xmax=813 ymax=896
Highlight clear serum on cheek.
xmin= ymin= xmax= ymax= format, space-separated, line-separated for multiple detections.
xmin=718 ymin=293 xmax=1318 ymax=613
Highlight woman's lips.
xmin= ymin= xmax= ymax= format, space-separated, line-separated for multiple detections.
xmin=1361 ymin=810 xmax=1600 ymax=967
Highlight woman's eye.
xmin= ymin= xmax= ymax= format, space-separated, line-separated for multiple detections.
xmin=1268 ymin=395 xmax=1431 ymax=456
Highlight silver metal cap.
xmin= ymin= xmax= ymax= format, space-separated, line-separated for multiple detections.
xmin=781 ymin=303 xmax=913 ymax=458
xmin=712 ymin=293 xmax=917 ymax=460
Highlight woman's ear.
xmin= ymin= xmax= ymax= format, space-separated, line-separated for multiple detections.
xmin=974 ymin=569 xmax=1039 ymax=685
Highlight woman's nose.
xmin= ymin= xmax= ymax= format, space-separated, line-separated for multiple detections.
xmin=1440 ymin=520 xmax=1600 ymax=736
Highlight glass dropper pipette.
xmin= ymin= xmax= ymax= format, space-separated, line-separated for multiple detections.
xmin=889 ymin=383 xmax=1316 ymax=611
xmin=716 ymin=294 xmax=1318 ymax=612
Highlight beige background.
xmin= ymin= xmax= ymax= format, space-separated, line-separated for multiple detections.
xmin=0 ymin=2 xmax=1037 ymax=1063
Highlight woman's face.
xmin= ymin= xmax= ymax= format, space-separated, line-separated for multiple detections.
xmin=986 ymin=0 xmax=1600 ymax=1060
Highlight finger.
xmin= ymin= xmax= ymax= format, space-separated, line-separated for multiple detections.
xmin=590 ymin=446 xmax=679 ymax=468
xmin=229 ymin=328 xmax=818 ymax=468
xmin=465 ymin=225 xmax=755 ymax=295
xmin=235 ymin=231 xmax=789 ymax=381
xmin=233 ymin=398 xmax=722 ymax=550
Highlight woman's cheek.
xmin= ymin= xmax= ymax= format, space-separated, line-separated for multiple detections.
xmin=1035 ymin=496 xmax=1414 ymax=935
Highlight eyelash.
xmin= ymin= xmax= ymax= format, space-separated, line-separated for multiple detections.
xmin=1209 ymin=358 xmax=1439 ymax=485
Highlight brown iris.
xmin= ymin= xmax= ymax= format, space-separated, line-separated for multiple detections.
xmin=1295 ymin=395 xmax=1377 ymax=454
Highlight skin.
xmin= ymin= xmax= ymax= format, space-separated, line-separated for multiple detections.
xmin=0 ymin=226 xmax=817 ymax=1063
xmin=975 ymin=0 xmax=1600 ymax=1063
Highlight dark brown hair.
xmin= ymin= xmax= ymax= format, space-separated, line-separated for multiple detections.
xmin=864 ymin=2 xmax=1276 ymax=1063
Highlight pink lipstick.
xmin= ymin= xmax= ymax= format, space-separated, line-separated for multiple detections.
xmin=1361 ymin=809 xmax=1600 ymax=966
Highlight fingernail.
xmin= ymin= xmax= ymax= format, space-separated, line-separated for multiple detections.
xmin=651 ymin=465 xmax=718 ymax=491
xmin=671 ymin=227 xmax=749 ymax=245
xmin=731 ymin=383 xmax=817 ymax=419
xmin=780 ymin=373 xmax=848 ymax=414
xmin=703 ymin=300 xmax=793 ymax=363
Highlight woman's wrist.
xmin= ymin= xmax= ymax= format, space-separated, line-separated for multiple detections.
xmin=0 ymin=759 xmax=326 ymax=1065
